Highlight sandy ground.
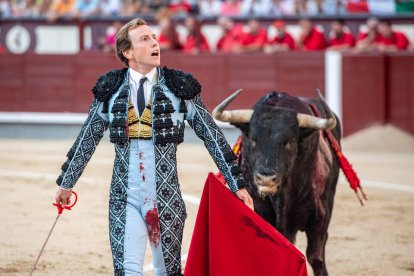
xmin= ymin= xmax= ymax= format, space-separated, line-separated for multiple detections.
xmin=0 ymin=125 xmax=413 ymax=276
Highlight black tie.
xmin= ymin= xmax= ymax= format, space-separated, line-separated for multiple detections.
xmin=137 ymin=77 xmax=147 ymax=116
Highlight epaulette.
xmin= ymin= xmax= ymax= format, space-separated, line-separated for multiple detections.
xmin=92 ymin=68 xmax=127 ymax=112
xmin=162 ymin=66 xmax=202 ymax=113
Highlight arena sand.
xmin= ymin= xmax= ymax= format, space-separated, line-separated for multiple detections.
xmin=0 ymin=125 xmax=413 ymax=275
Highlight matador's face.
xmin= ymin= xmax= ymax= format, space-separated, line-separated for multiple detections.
xmin=123 ymin=25 xmax=160 ymax=73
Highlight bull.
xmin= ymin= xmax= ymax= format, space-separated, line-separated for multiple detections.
xmin=213 ymin=90 xmax=341 ymax=276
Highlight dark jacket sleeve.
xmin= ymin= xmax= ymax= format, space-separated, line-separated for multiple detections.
xmin=186 ymin=95 xmax=247 ymax=192
xmin=56 ymin=98 xmax=109 ymax=189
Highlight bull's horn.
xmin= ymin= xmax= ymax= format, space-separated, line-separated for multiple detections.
xmin=297 ymin=89 xmax=337 ymax=130
xmin=212 ymin=89 xmax=253 ymax=123
xmin=297 ymin=114 xmax=336 ymax=129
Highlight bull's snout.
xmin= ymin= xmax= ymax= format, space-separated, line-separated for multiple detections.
xmin=254 ymin=171 xmax=282 ymax=197
xmin=256 ymin=173 xmax=278 ymax=185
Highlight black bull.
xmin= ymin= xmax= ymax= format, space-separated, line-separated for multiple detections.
xmin=213 ymin=90 xmax=341 ymax=276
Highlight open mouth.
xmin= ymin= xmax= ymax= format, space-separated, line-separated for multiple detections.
xmin=151 ymin=50 xmax=159 ymax=57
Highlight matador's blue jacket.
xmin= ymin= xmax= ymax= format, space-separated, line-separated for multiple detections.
xmin=56 ymin=66 xmax=247 ymax=275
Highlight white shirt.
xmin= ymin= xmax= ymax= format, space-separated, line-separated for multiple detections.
xmin=129 ymin=67 xmax=157 ymax=116
xmin=199 ymin=0 xmax=222 ymax=16
xmin=99 ymin=0 xmax=120 ymax=15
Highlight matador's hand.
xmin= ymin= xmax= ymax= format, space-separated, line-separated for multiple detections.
xmin=235 ymin=188 xmax=254 ymax=211
xmin=55 ymin=187 xmax=72 ymax=207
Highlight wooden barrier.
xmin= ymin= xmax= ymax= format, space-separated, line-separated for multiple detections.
xmin=0 ymin=52 xmax=324 ymax=112
xmin=0 ymin=52 xmax=413 ymax=136
xmin=342 ymin=53 xmax=387 ymax=135
xmin=386 ymin=53 xmax=414 ymax=135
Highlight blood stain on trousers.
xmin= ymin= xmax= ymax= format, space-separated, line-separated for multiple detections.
xmin=145 ymin=207 xmax=161 ymax=248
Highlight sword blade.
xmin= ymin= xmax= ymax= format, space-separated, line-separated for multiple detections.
xmin=29 ymin=214 xmax=61 ymax=276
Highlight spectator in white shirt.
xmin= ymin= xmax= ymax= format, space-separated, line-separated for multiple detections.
xmin=198 ymin=0 xmax=222 ymax=16
xmin=73 ymin=0 xmax=99 ymax=17
xmin=267 ymin=0 xmax=295 ymax=15
xmin=0 ymin=0 xmax=11 ymax=16
xmin=98 ymin=0 xmax=120 ymax=15
xmin=240 ymin=0 xmax=269 ymax=16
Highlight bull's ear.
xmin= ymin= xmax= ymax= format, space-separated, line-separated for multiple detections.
xmin=231 ymin=122 xmax=250 ymax=136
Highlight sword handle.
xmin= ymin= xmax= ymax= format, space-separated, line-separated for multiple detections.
xmin=53 ymin=191 xmax=78 ymax=214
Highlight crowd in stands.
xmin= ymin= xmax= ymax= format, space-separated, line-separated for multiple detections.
xmin=1 ymin=0 xmax=413 ymax=54
xmin=1 ymin=0 xmax=413 ymax=19
xmin=199 ymin=16 xmax=411 ymax=52
xmin=97 ymin=14 xmax=412 ymax=54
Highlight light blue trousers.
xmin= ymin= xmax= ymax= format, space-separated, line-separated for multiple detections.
xmin=123 ymin=139 xmax=167 ymax=275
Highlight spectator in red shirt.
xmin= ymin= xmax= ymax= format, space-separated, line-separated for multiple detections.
xmin=297 ymin=18 xmax=326 ymax=51
xmin=264 ymin=20 xmax=295 ymax=53
xmin=220 ymin=0 xmax=241 ymax=16
xmin=156 ymin=12 xmax=182 ymax=51
xmin=376 ymin=20 xmax=410 ymax=52
xmin=168 ymin=0 xmax=192 ymax=14
xmin=327 ymin=19 xmax=356 ymax=51
xmin=182 ymin=15 xmax=210 ymax=54
xmin=216 ymin=16 xmax=243 ymax=52
xmin=234 ymin=19 xmax=267 ymax=53
xmin=97 ymin=21 xmax=122 ymax=53
xmin=356 ymin=16 xmax=381 ymax=52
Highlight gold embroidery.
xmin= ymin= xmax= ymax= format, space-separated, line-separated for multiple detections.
xmin=128 ymin=96 xmax=152 ymax=140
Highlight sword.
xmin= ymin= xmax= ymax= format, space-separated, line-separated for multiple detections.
xmin=29 ymin=191 xmax=78 ymax=276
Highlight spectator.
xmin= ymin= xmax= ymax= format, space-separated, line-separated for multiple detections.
xmin=198 ymin=0 xmax=222 ymax=17
xmin=47 ymin=0 xmax=75 ymax=20
xmin=264 ymin=20 xmax=295 ymax=53
xmin=147 ymin=0 xmax=169 ymax=13
xmin=240 ymin=0 xmax=269 ymax=16
xmin=73 ymin=0 xmax=99 ymax=17
xmin=220 ymin=0 xmax=241 ymax=16
xmin=39 ymin=0 xmax=53 ymax=14
xmin=119 ymin=0 xmax=144 ymax=16
xmin=234 ymin=19 xmax=267 ymax=53
xmin=156 ymin=10 xmax=182 ymax=50
xmin=13 ymin=0 xmax=46 ymax=16
xmin=0 ymin=0 xmax=12 ymax=17
xmin=367 ymin=0 xmax=395 ymax=14
xmin=327 ymin=19 xmax=355 ymax=50
xmin=216 ymin=16 xmax=243 ymax=52
xmin=9 ymin=0 xmax=23 ymax=16
xmin=97 ymin=0 xmax=120 ymax=15
xmin=267 ymin=0 xmax=296 ymax=15
xmin=376 ymin=20 xmax=410 ymax=52
xmin=346 ymin=0 xmax=369 ymax=13
xmin=182 ymin=15 xmax=210 ymax=54
xmin=322 ymin=0 xmax=346 ymax=14
xmin=297 ymin=18 xmax=326 ymax=51
xmin=303 ymin=0 xmax=324 ymax=15
xmin=355 ymin=16 xmax=381 ymax=52
xmin=23 ymin=0 xmax=41 ymax=15
xmin=168 ymin=0 xmax=193 ymax=14
xmin=97 ymin=21 xmax=122 ymax=52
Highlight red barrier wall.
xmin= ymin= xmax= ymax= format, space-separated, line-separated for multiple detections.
xmin=0 ymin=52 xmax=324 ymax=113
xmin=386 ymin=53 xmax=414 ymax=135
xmin=0 ymin=52 xmax=413 ymax=136
xmin=342 ymin=53 xmax=387 ymax=135
xmin=162 ymin=52 xmax=324 ymax=109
